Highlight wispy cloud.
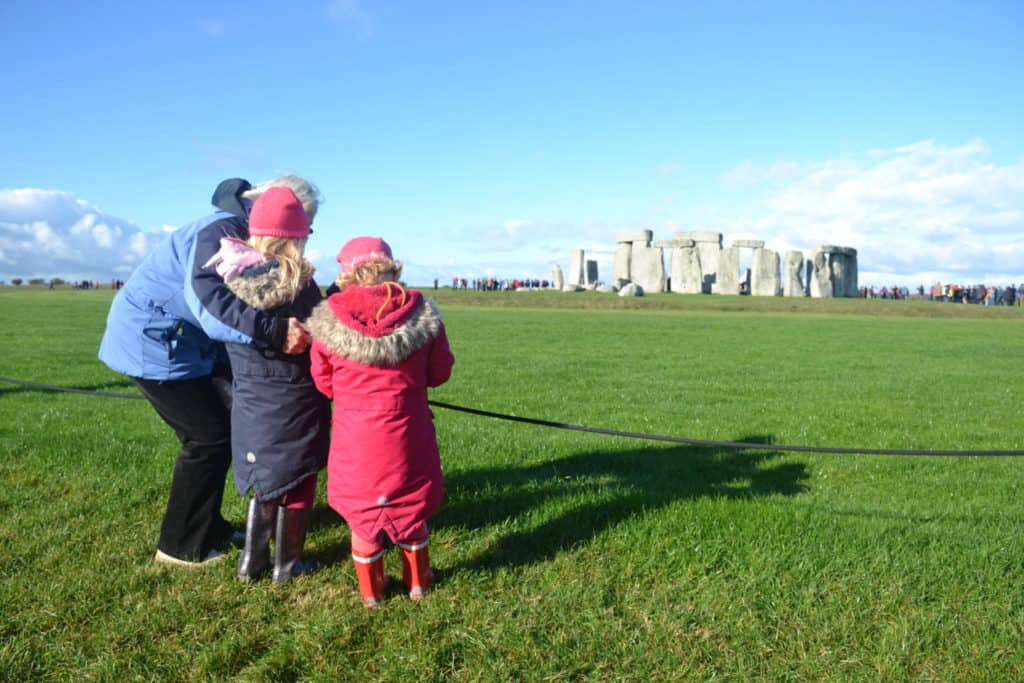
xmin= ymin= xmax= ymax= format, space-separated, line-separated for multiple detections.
xmin=326 ymin=0 xmax=375 ymax=40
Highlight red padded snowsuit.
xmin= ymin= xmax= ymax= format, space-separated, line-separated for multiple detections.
xmin=308 ymin=283 xmax=454 ymax=543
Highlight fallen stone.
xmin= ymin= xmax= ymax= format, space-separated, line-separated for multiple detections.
xmin=618 ymin=282 xmax=643 ymax=297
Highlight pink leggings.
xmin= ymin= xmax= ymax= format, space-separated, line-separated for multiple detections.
xmin=350 ymin=525 xmax=428 ymax=555
xmin=259 ymin=474 xmax=317 ymax=510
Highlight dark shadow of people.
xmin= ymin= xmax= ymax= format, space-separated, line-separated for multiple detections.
xmin=436 ymin=436 xmax=808 ymax=573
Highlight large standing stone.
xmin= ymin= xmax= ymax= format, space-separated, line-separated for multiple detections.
xmin=750 ymin=248 xmax=780 ymax=296
xmin=585 ymin=260 xmax=599 ymax=285
xmin=631 ymin=246 xmax=666 ymax=293
xmin=613 ymin=243 xmax=631 ymax=283
xmin=552 ymin=263 xmax=564 ymax=290
xmin=783 ymin=250 xmax=805 ymax=297
xmin=830 ymin=257 xmax=846 ymax=298
xmin=809 ymin=250 xmax=832 ymax=298
xmin=676 ymin=231 xmax=723 ymax=294
xmin=568 ymin=249 xmax=585 ymax=286
xmin=669 ymin=246 xmax=702 ymax=293
xmin=841 ymin=249 xmax=859 ymax=297
xmin=716 ymin=246 xmax=741 ymax=294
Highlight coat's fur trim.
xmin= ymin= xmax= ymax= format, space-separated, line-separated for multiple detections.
xmin=308 ymin=297 xmax=442 ymax=366
xmin=227 ymin=262 xmax=310 ymax=311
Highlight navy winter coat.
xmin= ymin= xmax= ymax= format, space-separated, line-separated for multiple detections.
xmin=222 ymin=262 xmax=330 ymax=501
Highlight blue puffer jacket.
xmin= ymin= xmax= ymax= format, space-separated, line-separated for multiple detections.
xmin=98 ymin=179 xmax=288 ymax=380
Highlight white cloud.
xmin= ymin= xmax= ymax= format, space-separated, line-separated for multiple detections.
xmin=0 ymin=189 xmax=164 ymax=281
xmin=715 ymin=140 xmax=1024 ymax=285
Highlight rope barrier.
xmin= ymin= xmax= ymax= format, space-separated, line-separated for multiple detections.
xmin=2 ymin=376 xmax=1022 ymax=457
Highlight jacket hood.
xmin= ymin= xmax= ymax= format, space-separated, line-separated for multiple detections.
xmin=211 ymin=178 xmax=252 ymax=217
xmin=307 ymin=285 xmax=443 ymax=367
xmin=328 ymin=283 xmax=424 ymax=338
xmin=226 ymin=260 xmax=312 ymax=311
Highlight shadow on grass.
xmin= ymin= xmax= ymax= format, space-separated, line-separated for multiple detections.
xmin=437 ymin=437 xmax=808 ymax=572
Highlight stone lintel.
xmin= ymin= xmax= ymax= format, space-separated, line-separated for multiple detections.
xmin=652 ymin=239 xmax=695 ymax=248
xmin=615 ymin=230 xmax=653 ymax=244
xmin=730 ymin=239 xmax=765 ymax=249
xmin=674 ymin=231 xmax=722 ymax=243
xmin=817 ymin=245 xmax=857 ymax=256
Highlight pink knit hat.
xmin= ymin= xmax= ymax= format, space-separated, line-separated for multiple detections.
xmin=336 ymin=236 xmax=394 ymax=273
xmin=248 ymin=186 xmax=311 ymax=239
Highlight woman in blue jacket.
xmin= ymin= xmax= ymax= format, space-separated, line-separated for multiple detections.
xmin=99 ymin=176 xmax=320 ymax=566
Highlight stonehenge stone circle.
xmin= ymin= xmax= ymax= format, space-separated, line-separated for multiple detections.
xmin=560 ymin=233 xmax=857 ymax=298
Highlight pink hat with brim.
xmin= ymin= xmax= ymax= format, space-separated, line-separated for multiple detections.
xmin=249 ymin=186 xmax=310 ymax=239
xmin=336 ymin=236 xmax=394 ymax=273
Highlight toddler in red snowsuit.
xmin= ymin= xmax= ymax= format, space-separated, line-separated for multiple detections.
xmin=308 ymin=237 xmax=454 ymax=607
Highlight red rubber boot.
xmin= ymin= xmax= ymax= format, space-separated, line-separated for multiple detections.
xmin=352 ymin=548 xmax=387 ymax=608
xmin=399 ymin=537 xmax=431 ymax=600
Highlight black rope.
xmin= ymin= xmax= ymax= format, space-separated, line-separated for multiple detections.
xmin=3 ymin=376 xmax=1022 ymax=457
xmin=0 ymin=376 xmax=146 ymax=400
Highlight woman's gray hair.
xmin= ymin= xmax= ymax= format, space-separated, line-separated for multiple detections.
xmin=242 ymin=175 xmax=322 ymax=221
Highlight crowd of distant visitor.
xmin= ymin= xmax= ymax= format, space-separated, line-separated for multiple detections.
xmin=861 ymin=283 xmax=1023 ymax=305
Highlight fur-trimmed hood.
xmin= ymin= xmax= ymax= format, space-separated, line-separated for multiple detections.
xmin=307 ymin=284 xmax=443 ymax=367
xmin=227 ymin=261 xmax=312 ymax=311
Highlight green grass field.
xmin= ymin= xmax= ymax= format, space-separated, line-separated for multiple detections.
xmin=2 ymin=288 xmax=1023 ymax=681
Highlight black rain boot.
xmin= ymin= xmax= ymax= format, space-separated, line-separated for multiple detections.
xmin=237 ymin=497 xmax=275 ymax=582
xmin=272 ymin=507 xmax=318 ymax=585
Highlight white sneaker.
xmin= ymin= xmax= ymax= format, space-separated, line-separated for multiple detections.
xmin=154 ymin=548 xmax=226 ymax=567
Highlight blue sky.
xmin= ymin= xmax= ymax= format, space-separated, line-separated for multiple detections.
xmin=2 ymin=1 xmax=1022 ymax=286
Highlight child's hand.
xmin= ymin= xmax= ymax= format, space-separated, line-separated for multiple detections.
xmin=283 ymin=318 xmax=312 ymax=354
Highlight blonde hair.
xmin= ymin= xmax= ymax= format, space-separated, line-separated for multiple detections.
xmin=242 ymin=175 xmax=322 ymax=221
xmin=334 ymin=259 xmax=403 ymax=291
xmin=248 ymin=235 xmax=314 ymax=292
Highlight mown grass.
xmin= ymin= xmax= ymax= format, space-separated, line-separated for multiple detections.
xmin=1 ymin=288 xmax=1022 ymax=681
